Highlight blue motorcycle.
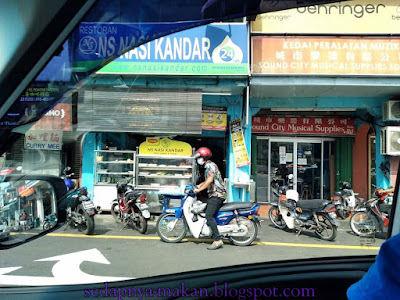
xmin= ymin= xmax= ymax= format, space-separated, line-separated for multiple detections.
xmin=62 ymin=167 xmax=96 ymax=235
xmin=156 ymin=185 xmax=260 ymax=246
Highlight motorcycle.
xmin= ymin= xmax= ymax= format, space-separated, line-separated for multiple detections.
xmin=43 ymin=213 xmax=58 ymax=230
xmin=62 ymin=167 xmax=96 ymax=235
xmin=332 ymin=181 xmax=362 ymax=219
xmin=111 ymin=178 xmax=150 ymax=234
xmin=269 ymin=174 xmax=339 ymax=241
xmin=156 ymin=185 xmax=260 ymax=246
xmin=350 ymin=189 xmax=392 ymax=236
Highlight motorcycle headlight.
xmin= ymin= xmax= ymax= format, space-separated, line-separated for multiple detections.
xmin=328 ymin=212 xmax=337 ymax=219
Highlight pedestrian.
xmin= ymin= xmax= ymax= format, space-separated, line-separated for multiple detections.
xmin=193 ymin=147 xmax=226 ymax=250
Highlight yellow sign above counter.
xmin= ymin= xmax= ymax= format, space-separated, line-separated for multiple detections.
xmin=139 ymin=137 xmax=192 ymax=156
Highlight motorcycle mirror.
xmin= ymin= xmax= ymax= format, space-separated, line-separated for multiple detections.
xmin=0 ymin=175 xmax=66 ymax=250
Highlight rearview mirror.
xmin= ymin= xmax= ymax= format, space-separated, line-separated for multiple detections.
xmin=0 ymin=175 xmax=67 ymax=249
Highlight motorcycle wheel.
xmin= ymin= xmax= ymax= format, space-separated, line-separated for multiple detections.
xmin=314 ymin=214 xmax=337 ymax=241
xmin=43 ymin=221 xmax=51 ymax=231
xmin=268 ymin=206 xmax=287 ymax=229
xmin=336 ymin=205 xmax=349 ymax=219
xmin=156 ymin=213 xmax=187 ymax=243
xmin=135 ymin=215 xmax=147 ymax=234
xmin=77 ymin=206 xmax=95 ymax=235
xmin=110 ymin=202 xmax=120 ymax=222
xmin=350 ymin=212 xmax=375 ymax=236
xmin=228 ymin=216 xmax=258 ymax=246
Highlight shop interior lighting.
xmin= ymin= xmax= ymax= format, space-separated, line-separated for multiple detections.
xmin=202 ymin=92 xmax=232 ymax=95
xmin=270 ymin=108 xmax=356 ymax=112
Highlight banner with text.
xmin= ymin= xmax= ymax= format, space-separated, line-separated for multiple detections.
xmin=98 ymin=24 xmax=248 ymax=75
xmin=24 ymin=130 xmax=63 ymax=150
xmin=202 ymin=106 xmax=227 ymax=131
xmin=252 ymin=117 xmax=355 ymax=136
xmin=252 ymin=0 xmax=400 ymax=34
xmin=30 ymin=103 xmax=71 ymax=131
xmin=230 ymin=119 xmax=250 ymax=168
xmin=252 ymin=37 xmax=400 ymax=76
xmin=139 ymin=137 xmax=192 ymax=156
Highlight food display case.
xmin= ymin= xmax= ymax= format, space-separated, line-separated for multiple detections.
xmin=93 ymin=150 xmax=135 ymax=210
xmin=136 ymin=154 xmax=195 ymax=190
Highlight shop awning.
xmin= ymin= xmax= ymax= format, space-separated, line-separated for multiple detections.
xmin=250 ymin=76 xmax=400 ymax=99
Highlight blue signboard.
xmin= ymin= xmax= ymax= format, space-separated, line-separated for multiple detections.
xmin=96 ymin=23 xmax=249 ymax=75
xmin=71 ymin=22 xmax=197 ymax=71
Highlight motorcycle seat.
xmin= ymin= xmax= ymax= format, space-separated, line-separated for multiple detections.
xmin=297 ymin=199 xmax=330 ymax=210
xmin=125 ymin=191 xmax=142 ymax=199
xmin=219 ymin=202 xmax=254 ymax=212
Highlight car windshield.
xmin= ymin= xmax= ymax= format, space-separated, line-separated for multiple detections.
xmin=0 ymin=0 xmax=398 ymax=289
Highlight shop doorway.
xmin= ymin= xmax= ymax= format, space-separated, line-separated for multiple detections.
xmin=255 ymin=137 xmax=335 ymax=203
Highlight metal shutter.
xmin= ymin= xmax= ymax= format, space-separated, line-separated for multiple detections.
xmin=77 ymin=87 xmax=202 ymax=134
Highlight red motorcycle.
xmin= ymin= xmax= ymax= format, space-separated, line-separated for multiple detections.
xmin=111 ymin=178 xmax=150 ymax=234
xmin=349 ymin=189 xmax=392 ymax=236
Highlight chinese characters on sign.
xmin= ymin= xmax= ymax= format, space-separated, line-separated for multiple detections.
xmin=252 ymin=117 xmax=355 ymax=136
xmin=230 ymin=119 xmax=250 ymax=168
xmin=24 ymin=130 xmax=63 ymax=150
xmin=252 ymin=37 xmax=400 ymax=76
xmin=202 ymin=106 xmax=227 ymax=131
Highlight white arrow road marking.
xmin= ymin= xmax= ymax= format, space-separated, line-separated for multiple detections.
xmin=0 ymin=248 xmax=132 ymax=286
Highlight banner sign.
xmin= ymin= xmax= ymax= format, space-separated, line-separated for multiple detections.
xmin=252 ymin=37 xmax=400 ymax=76
xmin=24 ymin=130 xmax=63 ymax=150
xmin=230 ymin=119 xmax=250 ymax=168
xmin=98 ymin=24 xmax=248 ymax=75
xmin=252 ymin=117 xmax=355 ymax=136
xmin=71 ymin=22 xmax=188 ymax=72
xmin=252 ymin=0 xmax=400 ymax=34
xmin=202 ymin=106 xmax=227 ymax=131
xmin=139 ymin=137 xmax=192 ymax=156
xmin=30 ymin=103 xmax=71 ymax=131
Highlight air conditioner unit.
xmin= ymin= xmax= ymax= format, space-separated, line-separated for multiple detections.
xmin=381 ymin=126 xmax=400 ymax=155
xmin=383 ymin=101 xmax=400 ymax=121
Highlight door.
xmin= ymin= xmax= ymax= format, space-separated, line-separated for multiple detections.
xmin=269 ymin=141 xmax=294 ymax=203
xmin=296 ymin=142 xmax=322 ymax=199
xmin=268 ymin=139 xmax=324 ymax=202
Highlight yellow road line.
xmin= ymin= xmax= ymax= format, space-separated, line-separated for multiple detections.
xmin=29 ymin=232 xmax=380 ymax=250
xmin=253 ymin=241 xmax=380 ymax=250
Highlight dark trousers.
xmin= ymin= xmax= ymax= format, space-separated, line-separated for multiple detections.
xmin=205 ymin=196 xmax=224 ymax=241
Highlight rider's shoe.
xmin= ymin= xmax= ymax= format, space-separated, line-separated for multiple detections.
xmin=207 ymin=240 xmax=223 ymax=250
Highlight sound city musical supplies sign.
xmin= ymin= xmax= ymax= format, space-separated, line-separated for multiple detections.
xmin=252 ymin=37 xmax=400 ymax=76
xmin=252 ymin=0 xmax=400 ymax=34
xmin=252 ymin=117 xmax=355 ymax=136
xmin=230 ymin=119 xmax=250 ymax=168
xmin=98 ymin=24 xmax=248 ymax=75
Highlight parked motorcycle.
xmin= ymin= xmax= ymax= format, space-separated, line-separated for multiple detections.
xmin=269 ymin=174 xmax=339 ymax=241
xmin=332 ymin=181 xmax=362 ymax=219
xmin=350 ymin=189 xmax=392 ymax=236
xmin=62 ymin=167 xmax=96 ymax=235
xmin=111 ymin=178 xmax=150 ymax=234
xmin=43 ymin=213 xmax=58 ymax=230
xmin=156 ymin=185 xmax=260 ymax=246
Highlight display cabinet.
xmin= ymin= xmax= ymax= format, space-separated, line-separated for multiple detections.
xmin=136 ymin=154 xmax=195 ymax=190
xmin=94 ymin=150 xmax=136 ymax=185
xmin=93 ymin=150 xmax=135 ymax=211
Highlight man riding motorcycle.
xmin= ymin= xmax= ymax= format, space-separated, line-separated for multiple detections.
xmin=193 ymin=147 xmax=227 ymax=250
